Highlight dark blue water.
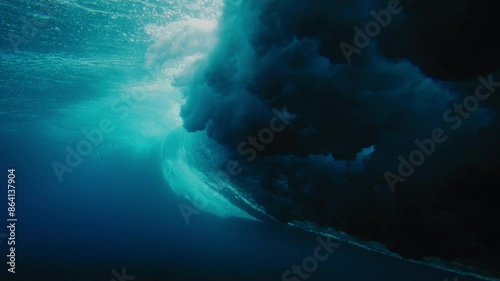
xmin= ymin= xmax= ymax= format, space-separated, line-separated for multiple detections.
xmin=0 ymin=145 xmax=483 ymax=281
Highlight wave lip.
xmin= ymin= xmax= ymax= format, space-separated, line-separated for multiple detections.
xmin=161 ymin=128 xmax=261 ymax=221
